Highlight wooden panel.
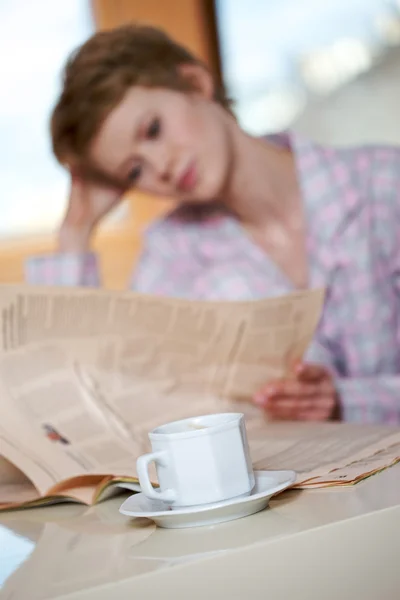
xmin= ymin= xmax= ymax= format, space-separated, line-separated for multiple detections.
xmin=92 ymin=0 xmax=217 ymax=65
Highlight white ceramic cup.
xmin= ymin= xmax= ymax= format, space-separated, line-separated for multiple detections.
xmin=136 ymin=413 xmax=255 ymax=507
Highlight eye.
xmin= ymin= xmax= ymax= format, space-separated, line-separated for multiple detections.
xmin=147 ymin=117 xmax=161 ymax=139
xmin=127 ymin=164 xmax=142 ymax=183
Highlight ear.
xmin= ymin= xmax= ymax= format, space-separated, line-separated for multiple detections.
xmin=178 ymin=64 xmax=215 ymax=100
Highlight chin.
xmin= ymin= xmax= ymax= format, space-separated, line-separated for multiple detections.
xmin=175 ymin=170 xmax=225 ymax=206
xmin=178 ymin=187 xmax=218 ymax=205
xmin=178 ymin=197 xmax=216 ymax=208
xmin=195 ymin=177 xmax=225 ymax=204
xmin=176 ymin=198 xmax=222 ymax=219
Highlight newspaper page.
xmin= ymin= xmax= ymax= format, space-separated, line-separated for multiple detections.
xmin=0 ymin=284 xmax=324 ymax=399
xmin=0 ymin=365 xmax=142 ymax=496
xmin=0 ymin=283 xmax=399 ymax=505
xmin=247 ymin=420 xmax=400 ymax=487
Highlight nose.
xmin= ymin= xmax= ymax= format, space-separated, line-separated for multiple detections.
xmin=157 ymin=159 xmax=171 ymax=182
xmin=142 ymin=144 xmax=173 ymax=183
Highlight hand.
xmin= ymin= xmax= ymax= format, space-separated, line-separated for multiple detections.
xmin=253 ymin=362 xmax=339 ymax=421
xmin=59 ymin=173 xmax=126 ymax=253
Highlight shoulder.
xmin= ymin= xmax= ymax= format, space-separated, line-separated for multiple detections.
xmin=299 ymin=135 xmax=400 ymax=186
xmin=357 ymin=144 xmax=400 ymax=189
xmin=291 ymin=130 xmax=400 ymax=165
xmin=337 ymin=142 xmax=400 ymax=177
xmin=293 ymin=133 xmax=400 ymax=207
xmin=342 ymin=143 xmax=400 ymax=216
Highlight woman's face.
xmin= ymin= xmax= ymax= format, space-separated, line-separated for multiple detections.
xmin=89 ymin=73 xmax=233 ymax=203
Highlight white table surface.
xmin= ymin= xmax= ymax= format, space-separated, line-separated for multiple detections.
xmin=1 ymin=464 xmax=400 ymax=600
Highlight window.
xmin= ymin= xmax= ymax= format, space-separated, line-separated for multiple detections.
xmin=215 ymin=0 xmax=400 ymax=135
xmin=0 ymin=524 xmax=35 ymax=586
xmin=0 ymin=0 xmax=93 ymax=238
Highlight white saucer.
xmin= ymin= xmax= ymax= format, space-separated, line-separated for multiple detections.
xmin=119 ymin=470 xmax=296 ymax=529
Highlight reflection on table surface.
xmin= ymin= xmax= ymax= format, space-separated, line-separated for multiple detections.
xmin=1 ymin=464 xmax=400 ymax=599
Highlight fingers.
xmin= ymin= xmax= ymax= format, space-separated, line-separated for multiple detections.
xmin=294 ymin=362 xmax=328 ymax=382
xmin=79 ymin=163 xmax=128 ymax=193
xmin=255 ymin=363 xmax=332 ymax=404
xmin=70 ymin=165 xmax=83 ymax=181
xmin=266 ymin=393 xmax=335 ymax=422
xmin=265 ymin=397 xmax=300 ymax=420
xmin=255 ymin=378 xmax=334 ymax=406
xmin=295 ymin=400 xmax=335 ymax=421
xmin=253 ymin=362 xmax=336 ymax=422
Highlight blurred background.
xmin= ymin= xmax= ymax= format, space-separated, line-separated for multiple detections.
xmin=1 ymin=0 xmax=400 ymax=287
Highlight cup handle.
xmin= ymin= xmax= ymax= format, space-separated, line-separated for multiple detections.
xmin=136 ymin=451 xmax=176 ymax=502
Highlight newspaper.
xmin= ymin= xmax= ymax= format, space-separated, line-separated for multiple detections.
xmin=0 ymin=283 xmax=399 ymax=510
xmin=247 ymin=420 xmax=400 ymax=486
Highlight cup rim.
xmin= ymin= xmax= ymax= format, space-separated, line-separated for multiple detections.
xmin=149 ymin=412 xmax=244 ymax=440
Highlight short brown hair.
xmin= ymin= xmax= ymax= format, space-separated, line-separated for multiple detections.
xmin=51 ymin=23 xmax=230 ymax=169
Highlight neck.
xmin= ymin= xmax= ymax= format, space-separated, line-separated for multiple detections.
xmin=221 ymin=128 xmax=300 ymax=229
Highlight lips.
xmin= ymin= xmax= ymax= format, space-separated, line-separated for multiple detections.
xmin=177 ymin=161 xmax=197 ymax=193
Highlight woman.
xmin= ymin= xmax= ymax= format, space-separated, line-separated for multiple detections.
xmin=26 ymin=24 xmax=400 ymax=424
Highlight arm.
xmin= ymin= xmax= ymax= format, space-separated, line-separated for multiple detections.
xmin=257 ymin=341 xmax=400 ymax=424
xmin=335 ymin=377 xmax=400 ymax=425
xmin=306 ymin=343 xmax=400 ymax=425
xmin=25 ymin=175 xmax=124 ymax=288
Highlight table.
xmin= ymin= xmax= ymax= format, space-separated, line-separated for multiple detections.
xmin=1 ymin=464 xmax=400 ymax=599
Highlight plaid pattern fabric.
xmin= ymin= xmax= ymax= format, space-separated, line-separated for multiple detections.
xmin=25 ymin=252 xmax=100 ymax=288
xmin=26 ymin=133 xmax=400 ymax=424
